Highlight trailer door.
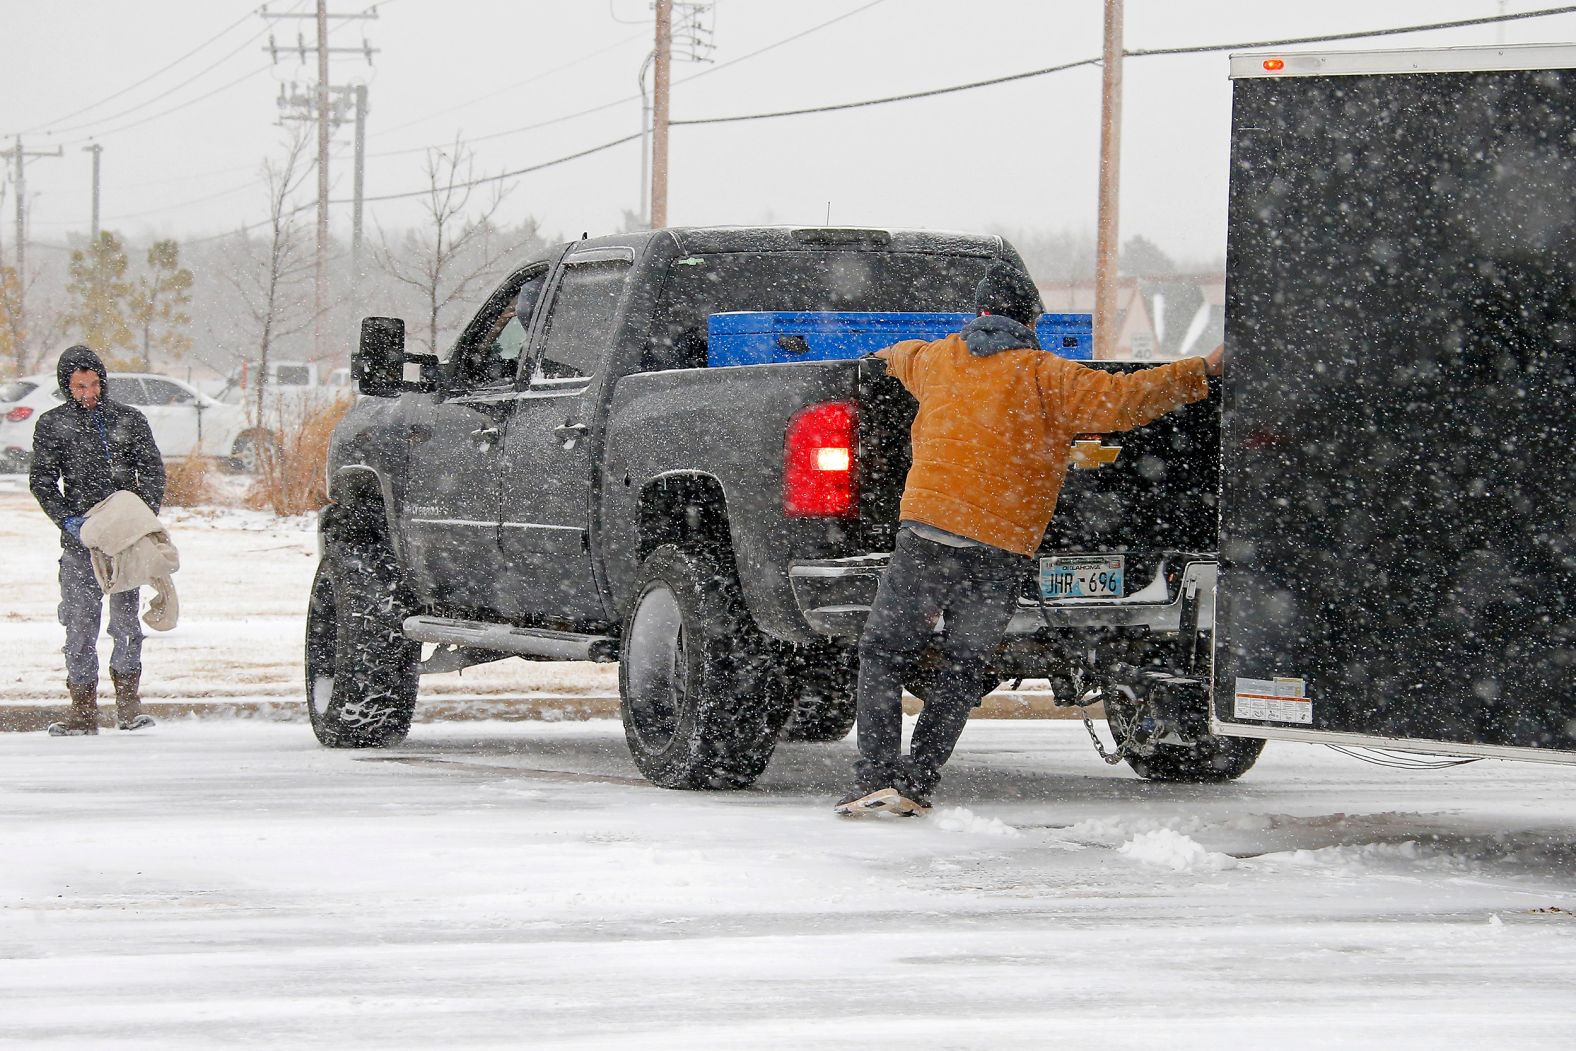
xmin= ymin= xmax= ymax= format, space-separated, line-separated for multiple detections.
xmin=1216 ymin=47 xmax=1576 ymax=760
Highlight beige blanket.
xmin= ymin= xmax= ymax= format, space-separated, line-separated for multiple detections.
xmin=79 ymin=490 xmax=180 ymax=631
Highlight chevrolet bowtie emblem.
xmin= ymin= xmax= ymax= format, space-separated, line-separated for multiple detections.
xmin=1069 ymin=438 xmax=1121 ymax=469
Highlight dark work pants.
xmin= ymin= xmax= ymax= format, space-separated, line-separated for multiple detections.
xmin=855 ymin=528 xmax=1027 ymax=796
xmin=58 ymin=544 xmax=142 ymax=686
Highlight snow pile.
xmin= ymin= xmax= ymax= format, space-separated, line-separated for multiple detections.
xmin=1066 ymin=813 xmax=1208 ymax=843
xmin=1260 ymin=839 xmax=1467 ymax=876
xmin=1118 ymin=828 xmax=1237 ymax=872
xmin=932 ymin=806 xmax=1021 ymax=837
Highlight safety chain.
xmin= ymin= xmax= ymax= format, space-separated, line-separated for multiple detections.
xmin=1072 ymin=688 xmax=1126 ymax=766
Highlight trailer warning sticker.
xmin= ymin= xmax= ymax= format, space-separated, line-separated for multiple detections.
xmin=1234 ymin=677 xmax=1312 ymax=724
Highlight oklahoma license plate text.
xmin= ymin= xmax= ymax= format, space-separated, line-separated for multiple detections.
xmin=1039 ymin=555 xmax=1125 ymax=600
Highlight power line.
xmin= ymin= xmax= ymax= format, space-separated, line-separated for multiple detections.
xmin=338 ymin=4 xmax=1576 ymax=208
xmin=1127 ymin=4 xmax=1576 ymax=57
xmin=668 ymin=0 xmax=886 ymax=88
xmin=350 ymin=133 xmax=645 ymax=205
xmin=674 ymin=56 xmax=1100 ymax=127
xmin=55 ymin=63 xmax=276 ymax=147
xmin=79 ymin=3 xmax=1576 ymax=235
xmin=368 ymin=32 xmax=647 ymax=141
xmin=676 ymin=4 xmax=1576 ymax=127
xmin=362 ymin=1 xmax=885 ymax=160
xmin=16 ymin=2 xmax=266 ymax=136
xmin=37 ymin=5 xmax=303 ymax=141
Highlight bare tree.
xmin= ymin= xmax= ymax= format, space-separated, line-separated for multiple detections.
xmin=224 ymin=129 xmax=315 ymax=423
xmin=374 ymin=137 xmax=513 ymax=355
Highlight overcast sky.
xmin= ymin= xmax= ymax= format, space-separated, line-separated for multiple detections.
xmin=4 ymin=1 xmax=1575 ymax=263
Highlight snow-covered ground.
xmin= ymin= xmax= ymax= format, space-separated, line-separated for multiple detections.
xmin=3 ymin=478 xmax=1575 ymax=1048
xmin=0 ymin=479 xmax=620 ymax=726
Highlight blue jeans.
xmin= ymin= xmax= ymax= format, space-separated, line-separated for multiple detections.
xmin=58 ymin=545 xmax=142 ymax=686
xmin=854 ymin=528 xmax=1027 ymax=795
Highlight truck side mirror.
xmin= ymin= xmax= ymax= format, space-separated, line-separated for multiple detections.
xmin=355 ymin=317 xmax=436 ymax=397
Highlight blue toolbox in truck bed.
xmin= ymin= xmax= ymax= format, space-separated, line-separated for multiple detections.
xmin=706 ymin=311 xmax=1092 ymax=366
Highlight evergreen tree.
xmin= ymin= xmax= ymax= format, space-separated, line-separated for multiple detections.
xmin=0 ymin=265 xmax=24 ymax=378
xmin=64 ymin=231 xmax=136 ymax=362
xmin=130 ymin=239 xmax=194 ymax=370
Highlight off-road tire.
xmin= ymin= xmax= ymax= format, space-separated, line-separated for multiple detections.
xmin=304 ymin=503 xmax=420 ymax=747
xmin=779 ymin=645 xmax=858 ymax=743
xmin=1103 ymin=687 xmax=1264 ymax=782
xmin=619 ymin=544 xmax=792 ymax=789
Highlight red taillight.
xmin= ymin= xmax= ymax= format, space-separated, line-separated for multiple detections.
xmin=5 ymin=406 xmax=32 ymax=423
xmin=784 ymin=400 xmax=857 ymax=518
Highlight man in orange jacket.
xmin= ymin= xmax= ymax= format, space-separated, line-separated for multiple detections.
xmin=836 ymin=262 xmax=1224 ymax=816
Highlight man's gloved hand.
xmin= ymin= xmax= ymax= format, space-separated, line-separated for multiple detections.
xmin=1204 ymin=343 xmax=1226 ymax=377
xmin=63 ymin=516 xmax=85 ymax=543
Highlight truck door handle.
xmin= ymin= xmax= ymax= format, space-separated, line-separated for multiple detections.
xmin=553 ymin=422 xmax=589 ymax=441
xmin=469 ymin=426 xmax=500 ymax=443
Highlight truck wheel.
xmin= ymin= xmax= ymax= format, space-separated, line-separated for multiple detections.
xmin=779 ymin=646 xmax=858 ymax=742
xmin=619 ymin=544 xmax=791 ymax=789
xmin=1103 ymin=687 xmax=1264 ymax=782
xmin=304 ymin=506 xmax=420 ymax=748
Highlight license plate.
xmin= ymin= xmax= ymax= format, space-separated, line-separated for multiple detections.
xmin=1039 ymin=555 xmax=1125 ymax=600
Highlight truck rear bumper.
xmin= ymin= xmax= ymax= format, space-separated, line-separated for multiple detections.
xmin=788 ymin=552 xmax=1217 ymax=639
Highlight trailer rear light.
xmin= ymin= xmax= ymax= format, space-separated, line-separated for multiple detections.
xmin=5 ymin=406 xmax=32 ymax=422
xmin=1262 ymin=58 xmax=1285 ymax=72
xmin=784 ymin=400 xmax=857 ymax=518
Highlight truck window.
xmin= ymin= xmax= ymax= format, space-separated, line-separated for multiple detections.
xmin=644 ymin=251 xmax=992 ymax=371
xmin=532 ymin=259 xmax=631 ymax=383
xmin=448 ymin=268 xmax=549 ymax=390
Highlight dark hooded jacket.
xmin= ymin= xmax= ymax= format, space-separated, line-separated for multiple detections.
xmin=875 ymin=315 xmax=1209 ymax=556
xmin=29 ymin=346 xmax=165 ymax=547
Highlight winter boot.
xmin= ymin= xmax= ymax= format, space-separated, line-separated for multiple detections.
xmin=47 ymin=680 xmax=100 ymax=736
xmin=111 ymin=669 xmax=155 ymax=731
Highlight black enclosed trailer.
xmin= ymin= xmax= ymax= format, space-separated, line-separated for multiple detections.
xmin=1214 ymin=44 xmax=1576 ymax=763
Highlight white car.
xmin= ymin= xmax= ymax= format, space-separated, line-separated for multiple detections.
xmin=0 ymin=372 xmax=272 ymax=473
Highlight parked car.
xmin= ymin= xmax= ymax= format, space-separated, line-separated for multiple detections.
xmin=0 ymin=371 xmax=274 ymax=472
xmin=217 ymin=359 xmax=351 ymax=422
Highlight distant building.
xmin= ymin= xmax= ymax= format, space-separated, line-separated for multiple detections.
xmin=1037 ymin=273 xmax=1225 ymax=361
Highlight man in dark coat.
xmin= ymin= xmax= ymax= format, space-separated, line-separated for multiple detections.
xmin=29 ymin=345 xmax=166 ymax=735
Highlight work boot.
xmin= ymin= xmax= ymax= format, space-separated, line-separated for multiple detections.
xmin=47 ymin=680 xmax=100 ymax=736
xmin=111 ymin=669 xmax=155 ymax=731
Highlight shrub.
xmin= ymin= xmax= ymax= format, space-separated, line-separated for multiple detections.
xmin=161 ymin=454 xmax=212 ymax=507
xmin=246 ymin=396 xmax=353 ymax=516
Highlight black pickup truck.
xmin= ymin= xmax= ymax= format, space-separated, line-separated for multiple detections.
xmin=307 ymin=225 xmax=1261 ymax=788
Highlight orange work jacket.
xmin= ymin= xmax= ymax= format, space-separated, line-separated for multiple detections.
xmin=878 ymin=334 xmax=1210 ymax=557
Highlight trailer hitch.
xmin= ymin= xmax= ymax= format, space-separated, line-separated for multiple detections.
xmin=1077 ymin=670 xmax=1212 ymax=766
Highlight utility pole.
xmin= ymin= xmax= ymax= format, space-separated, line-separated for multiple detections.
xmin=315 ymin=0 xmax=329 ymax=359
xmin=351 ymin=83 xmax=368 ymax=313
xmin=638 ymin=51 xmax=654 ymax=227
xmin=1 ymin=136 xmax=62 ymax=358
xmin=82 ymin=143 xmax=103 ymax=241
xmin=640 ymin=2 xmax=712 ymax=229
xmin=262 ymin=3 xmax=377 ymax=359
xmin=1094 ymin=0 xmax=1124 ymax=360
xmin=651 ymin=0 xmax=672 ymax=229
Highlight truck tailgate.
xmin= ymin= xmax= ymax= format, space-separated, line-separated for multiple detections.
xmin=858 ymin=360 xmax=1221 ymax=556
